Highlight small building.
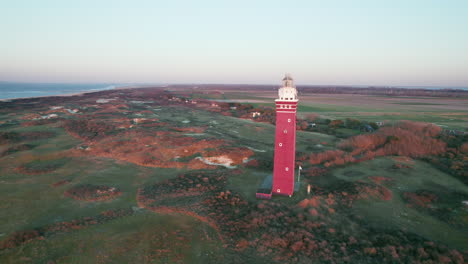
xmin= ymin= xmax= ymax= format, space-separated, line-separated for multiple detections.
xmin=445 ymin=129 xmax=467 ymax=136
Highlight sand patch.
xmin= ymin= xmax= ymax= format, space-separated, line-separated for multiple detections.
xmin=196 ymin=156 xmax=236 ymax=169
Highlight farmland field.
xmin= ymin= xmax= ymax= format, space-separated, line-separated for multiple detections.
xmin=174 ymin=87 xmax=468 ymax=130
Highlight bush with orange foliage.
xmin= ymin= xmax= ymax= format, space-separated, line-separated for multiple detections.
xmin=340 ymin=121 xmax=445 ymax=157
xmin=0 ymin=230 xmax=41 ymax=250
xmin=64 ymin=119 xmax=115 ymax=141
xmin=309 ymin=121 xmax=446 ymax=168
xmin=403 ymin=192 xmax=438 ymax=208
xmin=21 ymin=118 xmax=59 ymax=127
xmin=309 ymin=150 xmax=345 ymax=165
xmin=328 ymin=119 xmax=344 ymax=128
xmin=72 ymin=124 xmax=254 ymax=169
xmin=356 ymin=184 xmax=393 ymax=201
xmin=297 ymin=120 xmax=309 ymax=131
xmin=461 ymin=142 xmax=468 ymax=154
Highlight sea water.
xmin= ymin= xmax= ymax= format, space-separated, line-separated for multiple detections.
xmin=1 ymin=83 xmax=466 ymax=100
xmin=0 ymin=82 xmax=119 ymax=100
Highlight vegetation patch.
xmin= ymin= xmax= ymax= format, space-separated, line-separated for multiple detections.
xmin=0 ymin=230 xmax=42 ymax=251
xmin=308 ymin=121 xmax=446 ymax=168
xmin=403 ymin=191 xmax=438 ymax=208
xmin=0 ymin=132 xmax=21 ymax=144
xmin=0 ymin=143 xmax=35 ymax=157
xmin=65 ymin=184 xmax=122 ymax=202
xmin=0 ymin=209 xmax=134 ymax=252
xmin=136 ymin=170 xmax=464 ymax=263
xmin=76 ymin=129 xmax=253 ymax=170
xmin=51 ymin=179 xmax=71 ymax=187
xmin=64 ymin=119 xmax=116 ymax=141
xmin=21 ymin=118 xmax=60 ymax=127
xmin=17 ymin=157 xmax=69 ymax=174
xmin=426 ymin=134 xmax=468 ymax=184
xmin=20 ymin=131 xmax=56 ymax=141
xmin=0 ymin=87 xmax=466 ymax=262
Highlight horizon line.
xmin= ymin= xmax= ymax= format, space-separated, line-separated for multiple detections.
xmin=1 ymin=80 xmax=468 ymax=89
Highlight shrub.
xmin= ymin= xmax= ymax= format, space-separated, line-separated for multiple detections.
xmin=64 ymin=119 xmax=114 ymax=140
xmin=329 ymin=120 xmax=344 ymax=128
xmin=345 ymin=118 xmax=362 ymax=129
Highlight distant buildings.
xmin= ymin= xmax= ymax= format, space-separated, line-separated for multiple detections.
xmin=41 ymin=114 xmax=58 ymax=119
xmin=376 ymin=121 xmax=384 ymax=126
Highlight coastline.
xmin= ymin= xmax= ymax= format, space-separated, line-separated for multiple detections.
xmin=0 ymin=85 xmax=143 ymax=102
xmin=0 ymin=91 xmax=94 ymax=102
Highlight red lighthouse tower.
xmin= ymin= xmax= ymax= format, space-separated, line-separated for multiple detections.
xmin=255 ymin=74 xmax=299 ymax=200
xmin=272 ymin=74 xmax=298 ymax=197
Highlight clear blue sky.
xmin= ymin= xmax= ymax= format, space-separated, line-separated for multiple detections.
xmin=1 ymin=0 xmax=467 ymax=86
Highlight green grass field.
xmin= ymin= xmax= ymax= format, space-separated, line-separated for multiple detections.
xmin=331 ymin=157 xmax=468 ymax=249
xmin=0 ymin=88 xmax=466 ymax=263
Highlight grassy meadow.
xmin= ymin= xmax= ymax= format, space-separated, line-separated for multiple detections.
xmin=0 ymin=87 xmax=466 ymax=263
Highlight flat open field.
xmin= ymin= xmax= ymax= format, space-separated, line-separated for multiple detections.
xmin=0 ymin=86 xmax=466 ymax=263
xmin=173 ymin=86 xmax=468 ymax=130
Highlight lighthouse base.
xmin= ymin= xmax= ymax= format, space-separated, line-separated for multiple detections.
xmin=256 ymin=174 xmax=298 ymax=200
xmin=255 ymin=174 xmax=273 ymax=200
